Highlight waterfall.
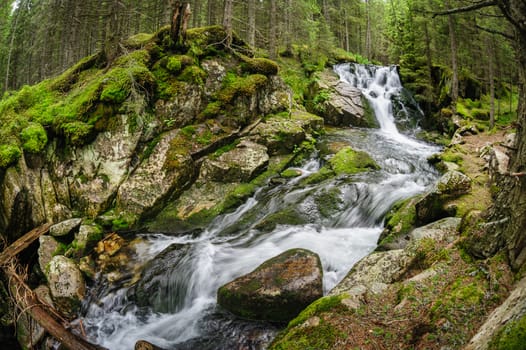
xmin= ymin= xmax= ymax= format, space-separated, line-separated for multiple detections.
xmin=80 ymin=64 xmax=440 ymax=350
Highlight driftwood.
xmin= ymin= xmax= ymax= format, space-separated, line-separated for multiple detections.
xmin=0 ymin=223 xmax=51 ymax=265
xmin=0 ymin=224 xmax=107 ymax=350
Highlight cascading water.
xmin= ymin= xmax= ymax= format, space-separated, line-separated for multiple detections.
xmin=80 ymin=63 xmax=440 ymax=349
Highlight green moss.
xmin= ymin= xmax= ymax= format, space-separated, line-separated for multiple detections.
xmin=240 ymin=56 xmax=279 ymax=76
xmin=299 ymin=167 xmax=335 ymax=185
xmin=288 ymin=295 xmax=345 ymax=328
xmin=212 ymin=140 xmax=239 ymax=159
xmin=166 ymin=56 xmax=182 ymax=73
xmin=0 ymin=144 xmax=21 ymax=168
xmin=281 ymin=168 xmax=302 ymax=178
xmin=124 ymin=33 xmax=154 ymax=48
xmin=328 ymin=146 xmax=380 ymax=175
xmin=20 ymin=122 xmax=47 ymax=153
xmin=178 ymin=65 xmax=207 ymax=85
xmin=489 ymin=314 xmax=526 ymax=350
xmin=60 ymin=121 xmax=94 ymax=146
xmin=216 ymin=73 xmax=268 ymax=104
xmin=380 ymin=197 xmax=418 ymax=245
xmin=314 ymin=187 xmax=343 ymax=218
xmin=255 ymin=208 xmax=307 ymax=232
xmin=200 ymin=101 xmax=223 ymax=118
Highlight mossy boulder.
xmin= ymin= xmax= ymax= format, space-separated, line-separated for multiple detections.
xmin=217 ymin=248 xmax=323 ymax=322
xmin=328 ymin=146 xmax=380 ymax=175
xmin=377 ymin=196 xmax=420 ymax=250
xmin=45 ymin=255 xmax=85 ymax=318
xmin=415 ymin=170 xmax=472 ymax=225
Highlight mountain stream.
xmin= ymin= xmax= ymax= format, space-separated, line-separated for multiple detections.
xmin=80 ymin=63 xmax=441 ymax=349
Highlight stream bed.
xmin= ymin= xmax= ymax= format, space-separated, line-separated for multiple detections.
xmin=80 ymin=63 xmax=441 ymax=349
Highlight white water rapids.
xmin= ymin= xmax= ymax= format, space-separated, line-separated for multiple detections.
xmin=80 ymin=63 xmax=440 ymax=349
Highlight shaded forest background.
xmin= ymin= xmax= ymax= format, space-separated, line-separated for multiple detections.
xmin=0 ymin=0 xmax=519 ymax=109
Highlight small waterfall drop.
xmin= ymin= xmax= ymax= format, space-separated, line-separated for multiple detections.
xmin=81 ymin=63 xmax=441 ymax=350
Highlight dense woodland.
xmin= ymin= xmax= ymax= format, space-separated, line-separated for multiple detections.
xmin=0 ymin=0 xmax=518 ymax=103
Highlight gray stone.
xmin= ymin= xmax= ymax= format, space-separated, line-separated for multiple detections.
xmin=49 ymin=218 xmax=82 ymax=237
xmin=217 ymin=248 xmax=323 ymax=322
xmin=38 ymin=235 xmax=60 ymax=272
xmin=45 ymin=255 xmax=85 ymax=318
xmin=465 ymin=276 xmax=526 ymax=350
xmin=200 ymin=140 xmax=269 ymax=182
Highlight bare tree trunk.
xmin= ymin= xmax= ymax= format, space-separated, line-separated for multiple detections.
xmin=170 ymin=2 xmax=192 ymax=48
xmin=344 ymin=7 xmax=350 ymax=52
xmin=4 ymin=5 xmax=21 ymax=92
xmin=223 ymin=0 xmax=233 ymax=47
xmin=269 ymin=0 xmax=277 ymax=59
xmin=248 ymin=0 xmax=256 ymax=47
xmin=447 ymin=5 xmax=459 ymax=111
xmin=365 ymin=0 xmax=371 ymax=59
xmin=487 ymin=35 xmax=496 ymax=129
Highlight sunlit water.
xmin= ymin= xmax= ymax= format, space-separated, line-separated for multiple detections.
xmin=80 ymin=63 xmax=440 ymax=349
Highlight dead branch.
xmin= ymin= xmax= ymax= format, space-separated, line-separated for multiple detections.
xmin=4 ymin=261 xmax=107 ymax=350
xmin=432 ymin=1 xmax=497 ymax=18
xmin=0 ymin=223 xmax=51 ymax=266
xmin=475 ymin=24 xmax=514 ymax=40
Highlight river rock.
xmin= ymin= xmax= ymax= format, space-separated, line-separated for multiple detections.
xmin=200 ymin=140 xmax=269 ymax=182
xmin=415 ymin=170 xmax=472 ymax=224
xmin=38 ymin=235 xmax=60 ymax=271
xmin=217 ymin=248 xmax=323 ymax=322
xmin=49 ymin=218 xmax=82 ymax=237
xmin=45 ymin=255 xmax=85 ymax=318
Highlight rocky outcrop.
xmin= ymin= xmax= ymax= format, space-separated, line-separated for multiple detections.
xmin=200 ymin=140 xmax=269 ymax=182
xmin=44 ymin=255 xmax=85 ymax=318
xmin=330 ymin=217 xmax=461 ymax=306
xmin=465 ymin=275 xmax=526 ymax=350
xmin=217 ymin=248 xmax=323 ymax=322
xmin=309 ymin=69 xmax=377 ymax=127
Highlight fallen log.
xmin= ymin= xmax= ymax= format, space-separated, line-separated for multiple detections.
xmin=0 ymin=223 xmax=107 ymax=350
xmin=4 ymin=263 xmax=107 ymax=350
xmin=0 ymin=223 xmax=52 ymax=265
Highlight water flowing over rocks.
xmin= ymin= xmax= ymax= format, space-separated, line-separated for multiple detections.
xmin=309 ymin=69 xmax=376 ymax=127
xmin=217 ymin=248 xmax=323 ymax=322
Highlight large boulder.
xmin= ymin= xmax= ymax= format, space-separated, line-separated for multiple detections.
xmin=200 ymin=140 xmax=269 ymax=182
xmin=217 ymin=248 xmax=323 ymax=322
xmin=310 ymin=69 xmax=377 ymax=127
xmin=45 ymin=255 xmax=85 ymax=318
xmin=415 ymin=170 xmax=472 ymax=224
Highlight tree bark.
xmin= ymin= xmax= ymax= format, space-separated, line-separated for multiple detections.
xmin=223 ymin=0 xmax=234 ymax=47
xmin=171 ymin=1 xmax=191 ymax=48
xmin=447 ymin=6 xmax=459 ymax=111
xmin=248 ymin=0 xmax=256 ymax=48
xmin=365 ymin=0 xmax=372 ymax=59
xmin=269 ymin=0 xmax=277 ymax=59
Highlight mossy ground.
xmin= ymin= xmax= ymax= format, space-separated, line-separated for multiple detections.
xmin=270 ymin=238 xmax=513 ymax=349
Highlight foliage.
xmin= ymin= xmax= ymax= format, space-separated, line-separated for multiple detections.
xmin=0 ymin=144 xmax=21 ymax=168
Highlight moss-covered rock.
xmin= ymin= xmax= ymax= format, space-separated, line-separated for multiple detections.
xmin=328 ymin=146 xmax=380 ymax=175
xmin=217 ymin=248 xmax=323 ymax=322
xmin=377 ymin=196 xmax=420 ymax=250
xmin=45 ymin=255 xmax=85 ymax=318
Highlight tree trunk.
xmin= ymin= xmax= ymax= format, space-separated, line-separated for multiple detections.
xmin=365 ymin=0 xmax=371 ymax=59
xmin=487 ymin=35 xmax=496 ymax=129
xmin=171 ymin=2 xmax=191 ymax=48
xmin=248 ymin=0 xmax=256 ymax=48
xmin=447 ymin=11 xmax=459 ymax=111
xmin=223 ymin=0 xmax=233 ymax=47
xmin=490 ymin=0 xmax=526 ymax=270
xmin=269 ymin=0 xmax=277 ymax=59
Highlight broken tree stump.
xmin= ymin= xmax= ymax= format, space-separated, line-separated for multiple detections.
xmin=170 ymin=1 xmax=191 ymax=47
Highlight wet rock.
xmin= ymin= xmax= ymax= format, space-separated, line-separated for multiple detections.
xmin=200 ymin=140 xmax=269 ymax=182
xmin=311 ymin=70 xmax=377 ymax=127
xmin=415 ymin=171 xmax=471 ymax=225
xmin=131 ymin=243 xmax=190 ymax=312
xmin=217 ymin=248 xmax=323 ymax=322
xmin=327 ymin=146 xmax=380 ymax=175
xmin=67 ymin=223 xmax=103 ymax=258
xmin=45 ymin=255 xmax=85 ymax=318
xmin=38 ymin=235 xmax=60 ymax=272
xmin=49 ymin=218 xmax=82 ymax=237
